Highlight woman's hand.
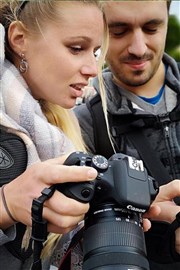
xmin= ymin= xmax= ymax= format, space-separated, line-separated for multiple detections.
xmin=0 ymin=155 xmax=97 ymax=234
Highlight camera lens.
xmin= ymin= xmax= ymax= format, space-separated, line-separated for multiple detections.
xmin=83 ymin=203 xmax=149 ymax=270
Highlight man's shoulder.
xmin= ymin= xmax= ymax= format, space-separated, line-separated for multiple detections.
xmin=74 ymin=93 xmax=102 ymax=116
xmin=74 ymin=103 xmax=91 ymax=121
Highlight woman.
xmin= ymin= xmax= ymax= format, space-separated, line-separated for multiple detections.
xmin=0 ymin=1 xmax=107 ymax=269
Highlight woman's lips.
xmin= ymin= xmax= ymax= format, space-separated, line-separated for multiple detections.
xmin=70 ymin=84 xmax=86 ymax=98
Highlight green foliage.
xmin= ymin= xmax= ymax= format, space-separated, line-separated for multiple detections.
xmin=170 ymin=47 xmax=180 ymax=61
xmin=165 ymin=15 xmax=180 ymax=61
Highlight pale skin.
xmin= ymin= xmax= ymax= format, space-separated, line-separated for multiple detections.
xmin=0 ymin=155 xmax=98 ymax=233
xmin=0 ymin=2 xmax=104 ymax=232
xmin=9 ymin=3 xmax=103 ymax=109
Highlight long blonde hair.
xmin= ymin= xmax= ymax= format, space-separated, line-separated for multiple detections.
xmin=0 ymin=0 xmax=108 ymax=153
xmin=1 ymin=0 xmax=109 ymax=257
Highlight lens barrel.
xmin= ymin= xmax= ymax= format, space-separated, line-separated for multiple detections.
xmin=83 ymin=204 xmax=149 ymax=270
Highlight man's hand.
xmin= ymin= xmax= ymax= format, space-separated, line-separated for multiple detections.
xmin=146 ymin=180 xmax=180 ymax=254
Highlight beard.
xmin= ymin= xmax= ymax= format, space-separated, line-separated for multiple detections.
xmin=113 ymin=68 xmax=154 ymax=87
xmin=107 ymin=53 xmax=162 ymax=88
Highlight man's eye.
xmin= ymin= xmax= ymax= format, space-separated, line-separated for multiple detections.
xmin=114 ymin=32 xmax=125 ymax=36
xmin=110 ymin=30 xmax=127 ymax=37
xmin=144 ymin=28 xmax=158 ymax=34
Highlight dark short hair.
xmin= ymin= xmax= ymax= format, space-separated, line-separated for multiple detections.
xmin=167 ymin=0 xmax=172 ymax=11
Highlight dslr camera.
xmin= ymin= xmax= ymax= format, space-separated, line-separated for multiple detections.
xmin=56 ymin=151 xmax=159 ymax=270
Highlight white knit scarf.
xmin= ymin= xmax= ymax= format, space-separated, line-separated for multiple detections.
xmin=0 ymin=24 xmax=75 ymax=166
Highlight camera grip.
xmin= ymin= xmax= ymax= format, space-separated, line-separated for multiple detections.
xmin=56 ymin=152 xmax=95 ymax=202
xmin=56 ymin=181 xmax=95 ymax=203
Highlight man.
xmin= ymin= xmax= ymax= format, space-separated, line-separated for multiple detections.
xmin=75 ymin=1 xmax=180 ymax=269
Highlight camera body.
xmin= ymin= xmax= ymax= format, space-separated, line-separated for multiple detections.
xmin=56 ymin=151 xmax=159 ymax=270
xmin=57 ymin=151 xmax=158 ymax=212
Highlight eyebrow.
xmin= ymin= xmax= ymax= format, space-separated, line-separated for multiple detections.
xmin=108 ymin=19 xmax=165 ymax=29
xmin=108 ymin=22 xmax=127 ymax=29
xmin=144 ymin=19 xmax=165 ymax=26
xmin=67 ymin=36 xmax=92 ymax=42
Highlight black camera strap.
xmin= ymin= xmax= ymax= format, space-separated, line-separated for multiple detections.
xmin=126 ymin=130 xmax=171 ymax=186
xmin=86 ymin=94 xmax=176 ymax=185
xmin=31 ymin=186 xmax=55 ymax=270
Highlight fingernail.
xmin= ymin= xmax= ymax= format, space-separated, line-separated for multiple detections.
xmin=87 ymin=168 xmax=97 ymax=180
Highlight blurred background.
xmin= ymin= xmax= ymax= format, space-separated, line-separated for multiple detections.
xmin=166 ymin=0 xmax=180 ymax=61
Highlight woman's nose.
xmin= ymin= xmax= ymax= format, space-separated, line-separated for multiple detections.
xmin=80 ymin=56 xmax=98 ymax=78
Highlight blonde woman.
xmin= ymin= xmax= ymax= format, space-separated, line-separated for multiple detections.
xmin=0 ymin=1 xmax=108 ymax=269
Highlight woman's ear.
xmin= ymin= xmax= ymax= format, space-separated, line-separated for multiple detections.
xmin=8 ymin=21 xmax=27 ymax=56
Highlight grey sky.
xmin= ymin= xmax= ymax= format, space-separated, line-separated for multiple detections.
xmin=170 ymin=0 xmax=180 ymax=21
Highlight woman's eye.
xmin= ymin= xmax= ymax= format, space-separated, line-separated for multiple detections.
xmin=94 ymin=48 xmax=101 ymax=59
xmin=70 ymin=46 xmax=83 ymax=54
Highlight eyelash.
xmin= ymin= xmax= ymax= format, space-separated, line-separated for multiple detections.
xmin=144 ymin=28 xmax=157 ymax=34
xmin=112 ymin=32 xmax=125 ymax=37
xmin=111 ymin=28 xmax=158 ymax=37
xmin=70 ymin=46 xmax=83 ymax=54
xmin=110 ymin=29 xmax=128 ymax=37
xmin=69 ymin=46 xmax=100 ymax=58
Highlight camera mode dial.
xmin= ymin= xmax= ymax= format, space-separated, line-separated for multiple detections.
xmin=91 ymin=155 xmax=108 ymax=173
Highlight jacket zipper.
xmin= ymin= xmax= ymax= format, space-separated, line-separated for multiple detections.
xmin=163 ymin=124 xmax=176 ymax=179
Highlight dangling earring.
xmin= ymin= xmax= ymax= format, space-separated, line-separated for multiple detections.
xmin=19 ymin=53 xmax=28 ymax=73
